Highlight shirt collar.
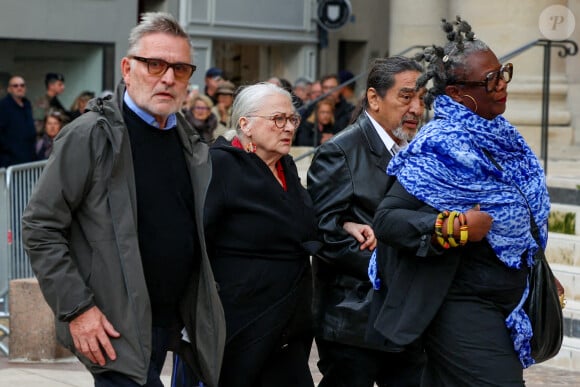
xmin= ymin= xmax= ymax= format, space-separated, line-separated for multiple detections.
xmin=365 ymin=111 xmax=407 ymax=155
xmin=123 ymin=91 xmax=176 ymax=130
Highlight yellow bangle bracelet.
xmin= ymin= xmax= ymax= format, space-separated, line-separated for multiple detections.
xmin=435 ymin=211 xmax=450 ymax=249
xmin=447 ymin=211 xmax=459 ymax=247
xmin=458 ymin=212 xmax=468 ymax=246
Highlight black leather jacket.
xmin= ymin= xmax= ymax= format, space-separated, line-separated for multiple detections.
xmin=307 ymin=113 xmax=394 ymax=350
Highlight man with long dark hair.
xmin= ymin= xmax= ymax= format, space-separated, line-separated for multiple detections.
xmin=308 ymin=56 xmax=426 ymax=387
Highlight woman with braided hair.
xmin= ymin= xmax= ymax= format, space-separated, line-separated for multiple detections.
xmin=369 ymin=17 xmax=552 ymax=385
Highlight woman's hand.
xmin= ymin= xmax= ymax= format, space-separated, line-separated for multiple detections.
xmin=343 ymin=221 xmax=377 ymax=251
xmin=464 ymin=204 xmax=493 ymax=241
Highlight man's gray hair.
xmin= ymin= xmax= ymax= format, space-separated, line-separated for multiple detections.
xmin=127 ymin=12 xmax=191 ymax=56
xmin=294 ymin=77 xmax=312 ymax=88
xmin=231 ymin=82 xmax=292 ymax=132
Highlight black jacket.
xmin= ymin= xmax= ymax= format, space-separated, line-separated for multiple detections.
xmin=0 ymin=94 xmax=37 ymax=167
xmin=307 ymin=112 xmax=395 ymax=350
xmin=293 ymin=121 xmax=334 ymax=147
xmin=205 ymin=137 xmax=318 ymax=386
xmin=369 ymin=180 xmax=459 ymax=347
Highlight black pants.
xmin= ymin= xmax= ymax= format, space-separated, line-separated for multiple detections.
xmin=172 ymin=335 xmax=313 ymax=387
xmin=94 ymin=327 xmax=171 ymax=387
xmin=421 ymin=242 xmax=528 ymax=386
xmin=422 ymin=296 xmax=524 ymax=387
xmin=316 ymin=338 xmax=425 ymax=387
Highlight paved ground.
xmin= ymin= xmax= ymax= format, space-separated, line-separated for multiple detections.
xmin=2 ymin=346 xmax=580 ymax=386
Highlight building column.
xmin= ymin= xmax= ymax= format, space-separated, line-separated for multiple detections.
xmin=449 ymin=0 xmax=573 ymax=156
xmin=389 ymin=0 xmax=575 ymax=155
xmin=388 ymin=0 xmax=449 ymax=56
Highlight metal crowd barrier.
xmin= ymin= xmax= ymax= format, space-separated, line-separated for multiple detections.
xmin=0 ymin=168 xmax=8 ymax=313
xmin=0 ymin=160 xmax=47 ymax=356
xmin=6 ymin=161 xmax=48 ymax=280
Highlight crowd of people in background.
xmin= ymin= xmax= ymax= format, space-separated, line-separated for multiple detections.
xmin=0 ymin=72 xmax=102 ymax=166
xmin=179 ymin=67 xmax=360 ymax=148
xmin=1 ymin=63 xmax=359 ymax=168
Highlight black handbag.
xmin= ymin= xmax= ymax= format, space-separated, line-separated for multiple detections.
xmin=525 ymin=216 xmax=564 ymax=364
xmin=481 ymin=148 xmax=563 ymax=364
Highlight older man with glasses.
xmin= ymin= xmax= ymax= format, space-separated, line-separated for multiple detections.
xmin=0 ymin=75 xmax=37 ymax=167
xmin=22 ymin=12 xmax=225 ymax=387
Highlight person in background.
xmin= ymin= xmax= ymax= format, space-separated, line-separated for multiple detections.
xmin=33 ymin=72 xmax=69 ymax=133
xmin=0 ymin=75 xmax=37 ymax=167
xmin=370 ymin=17 xmax=551 ymax=386
xmin=320 ymin=74 xmax=355 ymax=134
xmin=338 ymin=70 xmax=358 ymax=106
xmin=212 ymin=79 xmax=235 ymax=134
xmin=22 ymin=12 xmax=225 ymax=387
xmin=204 ymin=67 xmax=223 ymax=105
xmin=307 ymin=56 xmax=426 ymax=387
xmin=309 ymin=80 xmax=322 ymax=103
xmin=183 ymin=94 xmax=218 ymax=143
xmin=269 ymin=77 xmax=302 ymax=109
xmin=293 ymin=98 xmax=335 ymax=147
xmin=198 ymin=82 xmax=318 ymax=387
xmin=267 ymin=76 xmax=282 ymax=87
xmin=69 ymin=91 xmax=95 ymax=120
xmin=293 ymin=77 xmax=312 ymax=108
xmin=36 ymin=110 xmax=64 ymax=160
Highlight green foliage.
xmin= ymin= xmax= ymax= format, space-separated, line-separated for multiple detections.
xmin=548 ymin=211 xmax=576 ymax=235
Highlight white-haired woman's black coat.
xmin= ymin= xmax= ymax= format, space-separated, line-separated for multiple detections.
xmin=204 ymin=136 xmax=319 ymax=387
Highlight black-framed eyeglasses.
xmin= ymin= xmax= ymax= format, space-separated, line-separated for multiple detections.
xmin=247 ymin=114 xmax=301 ymax=129
xmin=452 ymin=63 xmax=513 ymax=93
xmin=9 ymin=83 xmax=26 ymax=88
xmin=130 ymin=56 xmax=197 ymax=80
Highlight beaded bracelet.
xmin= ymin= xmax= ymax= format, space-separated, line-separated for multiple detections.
xmin=435 ymin=210 xmax=450 ymax=249
xmin=458 ymin=212 xmax=469 ymax=246
xmin=447 ymin=211 xmax=460 ymax=247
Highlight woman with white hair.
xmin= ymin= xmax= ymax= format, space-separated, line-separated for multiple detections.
xmin=173 ymin=82 xmax=319 ymax=387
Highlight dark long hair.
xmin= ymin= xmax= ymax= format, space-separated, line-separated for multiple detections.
xmin=351 ymin=56 xmax=423 ymax=121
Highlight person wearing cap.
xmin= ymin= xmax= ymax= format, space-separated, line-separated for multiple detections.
xmin=33 ymin=72 xmax=70 ymax=134
xmin=204 ymin=67 xmax=223 ymax=104
xmin=212 ymin=80 xmax=235 ymax=138
xmin=0 ymin=75 xmax=37 ymax=167
xmin=338 ymin=70 xmax=358 ymax=106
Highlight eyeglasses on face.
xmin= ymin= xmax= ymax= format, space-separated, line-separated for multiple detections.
xmin=247 ymin=114 xmax=301 ymax=129
xmin=130 ymin=56 xmax=197 ymax=80
xmin=193 ymin=106 xmax=211 ymax=111
xmin=452 ymin=63 xmax=513 ymax=93
xmin=9 ymin=83 xmax=26 ymax=88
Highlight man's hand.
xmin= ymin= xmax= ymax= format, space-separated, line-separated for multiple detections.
xmin=69 ymin=306 xmax=120 ymax=366
xmin=343 ymin=221 xmax=377 ymax=251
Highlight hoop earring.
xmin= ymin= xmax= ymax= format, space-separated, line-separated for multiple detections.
xmin=462 ymin=95 xmax=478 ymax=113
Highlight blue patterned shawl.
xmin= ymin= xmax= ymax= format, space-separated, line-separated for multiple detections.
xmin=387 ymin=94 xmax=550 ymax=368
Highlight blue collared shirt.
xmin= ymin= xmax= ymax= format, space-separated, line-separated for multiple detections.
xmin=123 ymin=91 xmax=177 ymax=130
